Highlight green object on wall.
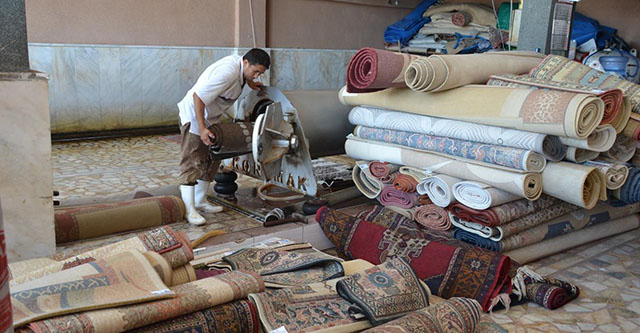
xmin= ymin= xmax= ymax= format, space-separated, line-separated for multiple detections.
xmin=498 ymin=2 xmax=519 ymax=31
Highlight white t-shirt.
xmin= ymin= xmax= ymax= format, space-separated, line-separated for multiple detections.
xmin=178 ymin=55 xmax=245 ymax=135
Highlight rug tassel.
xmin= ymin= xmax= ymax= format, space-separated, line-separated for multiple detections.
xmin=488 ymin=293 xmax=511 ymax=313
xmin=511 ymin=265 xmax=546 ymax=301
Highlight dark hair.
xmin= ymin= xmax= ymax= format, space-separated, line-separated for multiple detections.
xmin=243 ymin=48 xmax=270 ymax=69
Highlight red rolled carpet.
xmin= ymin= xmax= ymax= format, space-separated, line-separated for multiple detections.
xmin=347 ymin=48 xmax=421 ymax=93
xmin=414 ymin=204 xmax=451 ymax=231
xmin=393 ymin=174 xmax=419 ymax=193
xmin=369 ymin=161 xmax=399 ymax=178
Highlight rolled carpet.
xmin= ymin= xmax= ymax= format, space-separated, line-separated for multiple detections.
xmin=404 ymin=51 xmax=543 ymax=93
xmin=541 ymin=161 xmax=606 ymax=209
xmin=491 ymin=202 xmax=580 ymax=241
xmin=417 ymin=174 xmax=460 ymax=207
xmin=54 ymin=196 xmax=185 ymax=244
xmin=601 ymin=136 xmax=638 ymax=162
xmin=399 ymin=165 xmax=431 ymax=182
xmin=357 ymin=205 xmax=457 ymax=241
xmin=506 ymin=214 xmax=640 ymax=264
xmin=346 ymin=137 xmax=543 ymax=200
xmin=369 ymin=161 xmax=400 ymax=178
xmin=564 ymin=146 xmax=600 ymax=163
xmin=346 ymin=47 xmax=422 ymax=93
xmin=208 ymin=122 xmax=254 ymax=160
xmin=450 ymin=195 xmax=561 ymax=227
xmin=559 ymin=124 xmax=617 ymax=152
xmin=378 ymin=186 xmax=418 ymax=209
xmin=613 ymin=167 xmax=640 ymax=204
xmin=362 ymin=297 xmax=482 ymax=333
xmin=450 ymin=213 xmax=497 ymax=239
xmin=452 ymin=181 xmax=520 ymax=210
xmin=454 ymin=228 xmax=500 ymax=252
xmin=623 ymin=118 xmax=640 ymax=140
xmin=353 ymin=161 xmax=384 ymax=199
xmin=529 ymin=54 xmax=640 ymax=114
xmin=348 ymin=106 xmax=567 ymax=161
xmin=393 ymin=173 xmax=419 ymax=192
xmin=340 ymin=85 xmax=604 ymax=140
xmin=414 ymin=204 xmax=452 ymax=231
xmin=583 ymin=160 xmax=629 ymax=190
xmin=354 ymin=125 xmax=546 ymax=173
xmin=488 ymin=74 xmax=629 ymax=133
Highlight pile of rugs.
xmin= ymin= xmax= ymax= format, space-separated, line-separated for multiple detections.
xmin=344 ymin=48 xmax=640 ymax=265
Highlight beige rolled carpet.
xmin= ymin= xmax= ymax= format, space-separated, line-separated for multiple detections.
xmin=399 ymin=166 xmax=431 ymax=182
xmin=541 ymin=161 xmax=606 ymax=209
xmin=505 ymin=214 xmax=640 ymax=264
xmin=339 ymin=85 xmax=604 ymax=139
xmin=623 ymin=117 xmax=640 ymax=140
xmin=559 ymin=124 xmax=617 ymax=152
xmin=564 ymin=147 xmax=600 ymax=163
xmin=346 ymin=136 xmax=542 ymax=200
xmin=352 ymin=161 xmax=385 ymax=199
xmin=405 ymin=52 xmax=544 ymax=93
xmin=584 ymin=160 xmax=629 ymax=190
xmin=601 ymin=136 xmax=638 ymax=162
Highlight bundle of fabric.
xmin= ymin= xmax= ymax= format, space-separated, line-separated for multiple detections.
xmin=0 ymin=198 xmax=12 ymax=333
xmin=25 ymin=270 xmax=264 ymax=332
xmin=405 ymin=52 xmax=543 ymax=93
xmin=316 ymin=206 xmax=512 ymax=312
xmin=54 ymin=195 xmax=185 ymax=244
xmin=208 ymin=122 xmax=254 ymax=160
xmin=348 ymin=106 xmax=567 ymax=161
xmin=347 ymin=48 xmax=422 ymax=93
xmin=488 ymin=74 xmax=630 ymax=133
xmin=10 ymin=226 xmax=193 ymax=286
xmin=354 ymin=126 xmax=546 ymax=172
xmin=584 ymin=160 xmax=629 ymax=190
xmin=339 ymin=85 xmax=604 ymax=140
xmin=452 ymin=181 xmax=520 ymax=210
xmin=363 ymin=297 xmax=482 ymax=333
xmin=613 ymin=167 xmax=640 ymax=204
xmin=384 ymin=0 xmax=439 ymax=45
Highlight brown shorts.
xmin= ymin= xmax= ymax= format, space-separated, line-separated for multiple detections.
xmin=178 ymin=122 xmax=220 ymax=184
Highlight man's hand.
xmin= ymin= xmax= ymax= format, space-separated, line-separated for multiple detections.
xmin=200 ymin=127 xmax=215 ymax=146
xmin=247 ymin=79 xmax=264 ymax=91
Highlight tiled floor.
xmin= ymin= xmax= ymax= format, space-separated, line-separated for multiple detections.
xmin=51 ymin=135 xmax=640 ymax=332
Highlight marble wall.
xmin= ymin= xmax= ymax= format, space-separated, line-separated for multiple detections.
xmin=28 ymin=44 xmax=355 ymax=134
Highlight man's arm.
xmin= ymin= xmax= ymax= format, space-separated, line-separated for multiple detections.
xmin=194 ymin=92 xmax=215 ymax=145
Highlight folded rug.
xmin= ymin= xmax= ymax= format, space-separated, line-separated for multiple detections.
xmin=316 ymin=207 xmax=512 ymax=312
xmin=11 ymin=226 xmax=193 ymax=286
xmin=54 ymin=196 xmax=185 ymax=244
xmin=417 ymin=174 xmax=460 ymax=207
xmin=414 ymin=204 xmax=451 ymax=231
xmin=357 ymin=205 xmax=457 ymax=241
xmin=506 ymin=214 xmax=640 ymax=264
xmin=584 ymin=160 xmax=629 ymax=190
xmin=378 ymin=186 xmax=418 ymax=209
xmin=393 ymin=173 xmax=419 ymax=192
xmin=0 ymin=200 xmax=11 ymax=333
xmin=12 ymin=251 xmax=174 ymax=328
xmin=208 ymin=122 xmax=254 ymax=160
xmin=559 ymin=124 xmax=617 ymax=152
xmin=346 ymin=137 xmax=543 ymax=200
xmin=369 ymin=161 xmax=400 ymax=178
xmin=347 ymin=48 xmax=422 ymax=93
xmin=542 ymin=161 xmax=606 ymax=209
xmin=27 ymin=270 xmax=264 ymax=333
xmin=404 ymin=52 xmax=543 ymax=92
xmin=363 ymin=297 xmax=482 ymax=333
xmin=500 ymin=201 xmax=640 ymax=252
xmin=130 ymin=299 xmax=259 ymax=333
xmin=450 ymin=195 xmax=561 ymax=227
xmin=249 ymin=279 xmax=372 ymax=333
xmin=336 ymin=258 xmax=430 ymax=326
xmin=452 ymin=181 xmax=520 ymax=210
xmin=613 ymin=167 xmax=640 ymax=204
xmin=454 ymin=229 xmax=500 ymax=252
xmin=354 ymin=126 xmax=546 ymax=172
xmin=348 ymin=106 xmax=567 ymax=161
xmin=450 ymin=213 xmax=497 ymax=239
xmin=353 ymin=161 xmax=385 ymax=199
xmin=491 ymin=202 xmax=580 ymax=241
xmin=529 ymin=54 xmax=640 ymax=113
xmin=601 ymin=135 xmax=638 ymax=162
xmin=488 ymin=74 xmax=629 ymax=133
xmin=565 ymin=146 xmax=600 ymax=163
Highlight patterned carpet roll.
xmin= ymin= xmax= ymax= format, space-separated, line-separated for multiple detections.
xmin=559 ymin=124 xmax=617 ymax=152
xmin=393 ymin=173 xmax=419 ymax=192
xmin=488 ymin=74 xmax=629 ymax=133
xmin=414 ymin=204 xmax=451 ymax=231
xmin=623 ymin=118 xmax=640 ymax=140
xmin=613 ymin=168 xmax=640 ymax=204
xmin=530 ymin=54 xmax=640 ymax=113
xmin=208 ymin=122 xmax=254 ymax=160
xmin=348 ymin=106 xmax=567 ymax=161
xmin=316 ymin=207 xmax=512 ymax=312
xmin=357 ymin=205 xmax=457 ymax=241
xmin=369 ymin=161 xmax=400 ymax=178
xmin=354 ymin=126 xmax=547 ymax=172
xmin=450 ymin=195 xmax=560 ymax=227
xmin=524 ymin=276 xmax=580 ymax=310
xmin=542 ymin=162 xmax=606 ymax=209
xmin=492 ymin=202 xmax=580 ymax=241
xmin=417 ymin=174 xmax=460 ymax=207
xmin=452 ymin=181 xmax=520 ymax=210
xmin=454 ymin=229 xmax=501 ymax=252
xmin=130 ymin=300 xmax=260 ymax=333
xmin=584 ymin=160 xmax=629 ymax=190
xmin=363 ymin=297 xmax=482 ymax=333
xmin=0 ymin=199 xmax=12 ymax=333
xmin=450 ymin=214 xmax=497 ymax=239
xmin=378 ymin=186 xmax=418 ymax=209
xmin=347 ymin=48 xmax=421 ymax=93
xmin=54 ymin=196 xmax=185 ymax=244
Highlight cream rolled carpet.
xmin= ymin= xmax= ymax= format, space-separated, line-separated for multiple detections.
xmin=559 ymin=124 xmax=617 ymax=152
xmin=417 ymin=174 xmax=460 ymax=207
xmin=452 ymin=181 xmax=520 ymax=210
xmin=564 ymin=147 xmax=600 ymax=163
xmin=352 ymin=161 xmax=385 ymax=199
xmin=346 ymin=136 xmax=542 ymax=200
xmin=583 ymin=160 xmax=629 ymax=190
xmin=541 ymin=162 xmax=607 ymax=209
xmin=601 ymin=136 xmax=638 ymax=162
xmin=340 ymin=85 xmax=604 ymax=139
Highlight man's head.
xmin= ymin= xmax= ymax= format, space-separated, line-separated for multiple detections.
xmin=243 ymin=48 xmax=270 ymax=81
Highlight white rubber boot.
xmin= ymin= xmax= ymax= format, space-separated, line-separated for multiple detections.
xmin=195 ymin=180 xmax=223 ymax=213
xmin=179 ymin=185 xmax=206 ymax=225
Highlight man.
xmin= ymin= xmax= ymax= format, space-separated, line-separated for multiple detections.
xmin=178 ymin=48 xmax=270 ymax=225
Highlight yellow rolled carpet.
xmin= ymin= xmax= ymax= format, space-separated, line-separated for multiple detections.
xmin=170 ymin=264 xmax=197 ymax=286
xmin=339 ymin=85 xmax=604 ymax=139
xmin=541 ymin=161 xmax=606 ymax=209
xmin=405 ymin=51 xmax=544 ymax=92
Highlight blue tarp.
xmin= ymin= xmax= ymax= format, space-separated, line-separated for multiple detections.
xmin=384 ymin=0 xmax=438 ymax=45
xmin=572 ymin=12 xmax=617 ymax=49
